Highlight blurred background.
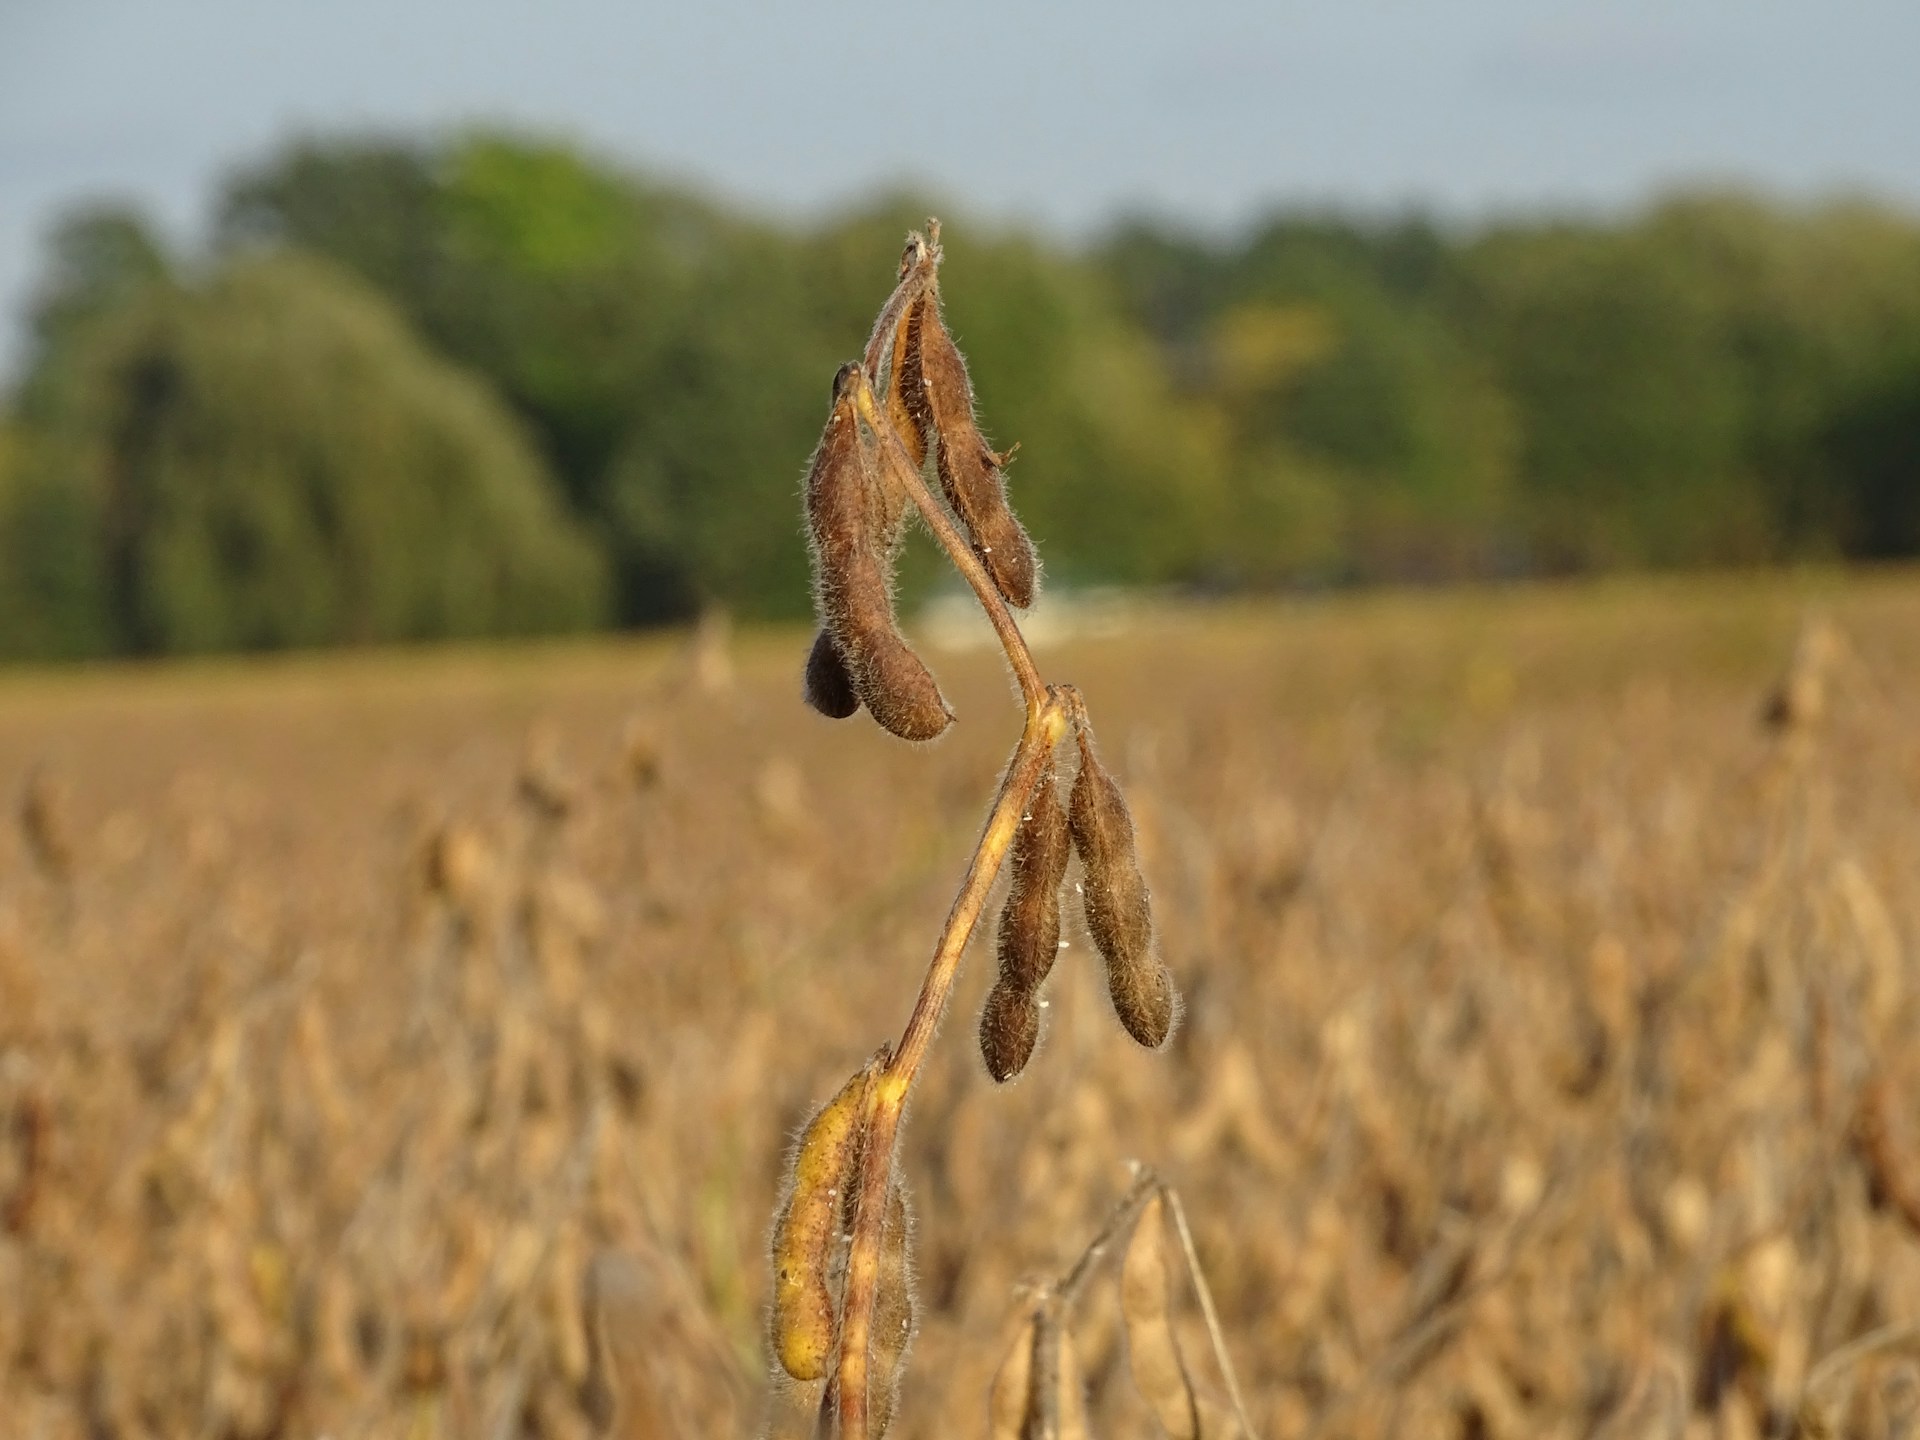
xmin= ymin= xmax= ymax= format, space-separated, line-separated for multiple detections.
xmin=4 ymin=0 xmax=1919 ymax=656
xmin=6 ymin=7 xmax=1920 ymax=1440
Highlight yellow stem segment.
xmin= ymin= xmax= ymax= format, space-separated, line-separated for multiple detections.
xmin=834 ymin=693 xmax=1070 ymax=1438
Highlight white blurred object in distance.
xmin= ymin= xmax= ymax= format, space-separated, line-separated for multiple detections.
xmin=915 ymin=586 xmax=1146 ymax=652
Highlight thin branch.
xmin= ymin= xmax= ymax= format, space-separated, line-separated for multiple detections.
xmin=1167 ymin=1186 xmax=1259 ymax=1439
xmin=1803 ymin=1322 xmax=1920 ymax=1402
xmin=1057 ymin=1165 xmax=1159 ymax=1307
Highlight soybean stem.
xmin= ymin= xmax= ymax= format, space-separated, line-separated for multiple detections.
xmin=832 ymin=236 xmax=1060 ymax=1436
xmin=835 ymin=693 xmax=1069 ymax=1438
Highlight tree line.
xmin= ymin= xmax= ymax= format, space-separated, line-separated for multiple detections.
xmin=3 ymin=131 xmax=1917 ymax=659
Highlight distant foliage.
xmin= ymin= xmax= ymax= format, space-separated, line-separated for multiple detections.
xmin=215 ymin=137 xmax=1216 ymax=624
xmin=1105 ymin=193 xmax=1920 ymax=579
xmin=7 ymin=134 xmax=1920 ymax=660
xmin=3 ymin=232 xmax=604 ymax=657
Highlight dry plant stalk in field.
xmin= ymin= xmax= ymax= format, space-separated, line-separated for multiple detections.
xmin=983 ymin=1167 xmax=1256 ymax=1440
xmin=765 ymin=225 xmax=1193 ymax=1438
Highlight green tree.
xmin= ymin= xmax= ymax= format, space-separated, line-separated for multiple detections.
xmin=0 ymin=418 xmax=117 ymax=658
xmin=1102 ymin=215 xmax=1516 ymax=583
xmin=1 ymin=208 xmax=170 ymax=656
xmin=1457 ymin=221 xmax=1757 ymax=568
xmin=222 ymin=142 xmax=1232 ymax=618
xmin=9 ymin=249 xmax=605 ymax=655
xmin=219 ymin=133 xmax=727 ymax=618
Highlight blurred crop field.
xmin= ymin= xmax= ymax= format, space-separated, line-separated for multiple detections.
xmin=3 ymin=572 xmax=1920 ymax=1440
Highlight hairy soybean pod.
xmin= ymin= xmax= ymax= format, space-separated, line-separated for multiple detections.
xmin=768 ymin=1064 xmax=872 ymax=1382
xmin=802 ymin=628 xmax=860 ymax=720
xmin=1069 ymin=729 xmax=1178 ymax=1049
xmin=861 ymin=231 xmax=939 ymax=384
xmin=868 ymin=1182 xmax=917 ymax=1437
xmin=900 ymin=294 xmax=1039 ymax=609
xmin=978 ymin=982 xmax=1042 ymax=1086
xmin=881 ymin=271 xmax=932 ymax=472
xmin=980 ymin=767 xmax=1073 ymax=1081
xmin=805 ymin=363 xmax=953 ymax=742
xmin=998 ymin=768 xmax=1072 ymax=991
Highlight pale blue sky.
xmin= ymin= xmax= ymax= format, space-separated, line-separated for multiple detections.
xmin=3 ymin=0 xmax=1917 ymax=378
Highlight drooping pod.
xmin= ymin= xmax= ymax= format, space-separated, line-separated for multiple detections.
xmin=802 ymin=628 xmax=859 ymax=720
xmin=768 ymin=1062 xmax=874 ymax=1381
xmin=804 ymin=362 xmax=953 ymax=741
xmin=979 ymin=765 xmax=1073 ymax=1081
xmin=1121 ymin=1193 xmax=1200 ymax=1440
xmin=867 ymin=1181 xmax=917 ymax=1437
xmin=987 ymin=1310 xmax=1092 ymax=1440
xmin=1069 ymin=726 xmax=1178 ymax=1049
xmin=978 ymin=985 xmax=1041 ymax=1089
xmin=897 ymin=291 xmax=1039 ymax=609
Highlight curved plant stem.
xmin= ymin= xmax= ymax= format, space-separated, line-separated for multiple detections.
xmin=834 ymin=692 xmax=1070 ymax=1439
xmin=827 ymin=229 xmax=1062 ymax=1437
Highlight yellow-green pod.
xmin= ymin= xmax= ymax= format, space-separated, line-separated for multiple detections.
xmin=768 ymin=1063 xmax=873 ymax=1381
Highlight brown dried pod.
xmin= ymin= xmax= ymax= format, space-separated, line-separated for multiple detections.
xmin=978 ymin=981 xmax=1042 ymax=1086
xmin=998 ymin=767 xmax=1073 ymax=991
xmin=802 ymin=628 xmax=859 ymax=720
xmin=1069 ymin=728 xmax=1178 ymax=1049
xmin=898 ymin=292 xmax=1039 ymax=608
xmin=868 ymin=1182 xmax=917 ymax=1438
xmin=987 ymin=1312 xmax=1092 ymax=1440
xmin=985 ymin=1317 xmax=1034 ymax=1440
xmin=979 ymin=766 xmax=1073 ymax=1081
xmin=861 ymin=230 xmax=940 ymax=386
xmin=871 ymin=234 xmax=937 ymax=472
xmin=1122 ymin=1193 xmax=1200 ymax=1440
xmin=805 ymin=362 xmax=953 ymax=742
xmin=18 ymin=767 xmax=74 ymax=882
xmin=768 ymin=1063 xmax=873 ymax=1381
xmin=884 ymin=299 xmax=929 ymax=470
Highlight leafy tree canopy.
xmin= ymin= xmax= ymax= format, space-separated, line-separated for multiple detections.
xmin=3 ymin=246 xmax=605 ymax=657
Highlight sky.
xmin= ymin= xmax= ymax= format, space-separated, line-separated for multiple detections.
xmin=3 ymin=0 xmax=1918 ymax=379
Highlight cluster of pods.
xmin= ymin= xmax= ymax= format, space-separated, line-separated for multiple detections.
xmin=801 ymin=228 xmax=1036 ymax=741
xmin=775 ymin=226 xmax=1180 ymax=1437
xmin=981 ymin=720 xmax=1178 ymax=1081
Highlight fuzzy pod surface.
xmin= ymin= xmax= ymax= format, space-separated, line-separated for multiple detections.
xmin=1069 ymin=730 xmax=1177 ymax=1049
xmin=804 ymin=363 xmax=952 ymax=742
xmin=866 ymin=1181 xmax=917 ymax=1437
xmin=861 ymin=233 xmax=938 ymax=385
xmin=883 ymin=293 xmax=931 ymax=471
xmin=979 ymin=767 xmax=1073 ymax=1081
xmin=978 ymin=980 xmax=1043 ymax=1084
xmin=899 ymin=294 xmax=1039 ymax=609
xmin=802 ymin=628 xmax=860 ymax=719
xmin=997 ymin=767 xmax=1072 ymax=992
xmin=768 ymin=1064 xmax=872 ymax=1381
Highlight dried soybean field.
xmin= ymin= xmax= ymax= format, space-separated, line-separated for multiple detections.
xmin=3 ymin=573 xmax=1920 ymax=1440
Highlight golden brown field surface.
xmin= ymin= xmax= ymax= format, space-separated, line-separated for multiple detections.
xmin=3 ymin=573 xmax=1920 ymax=1439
